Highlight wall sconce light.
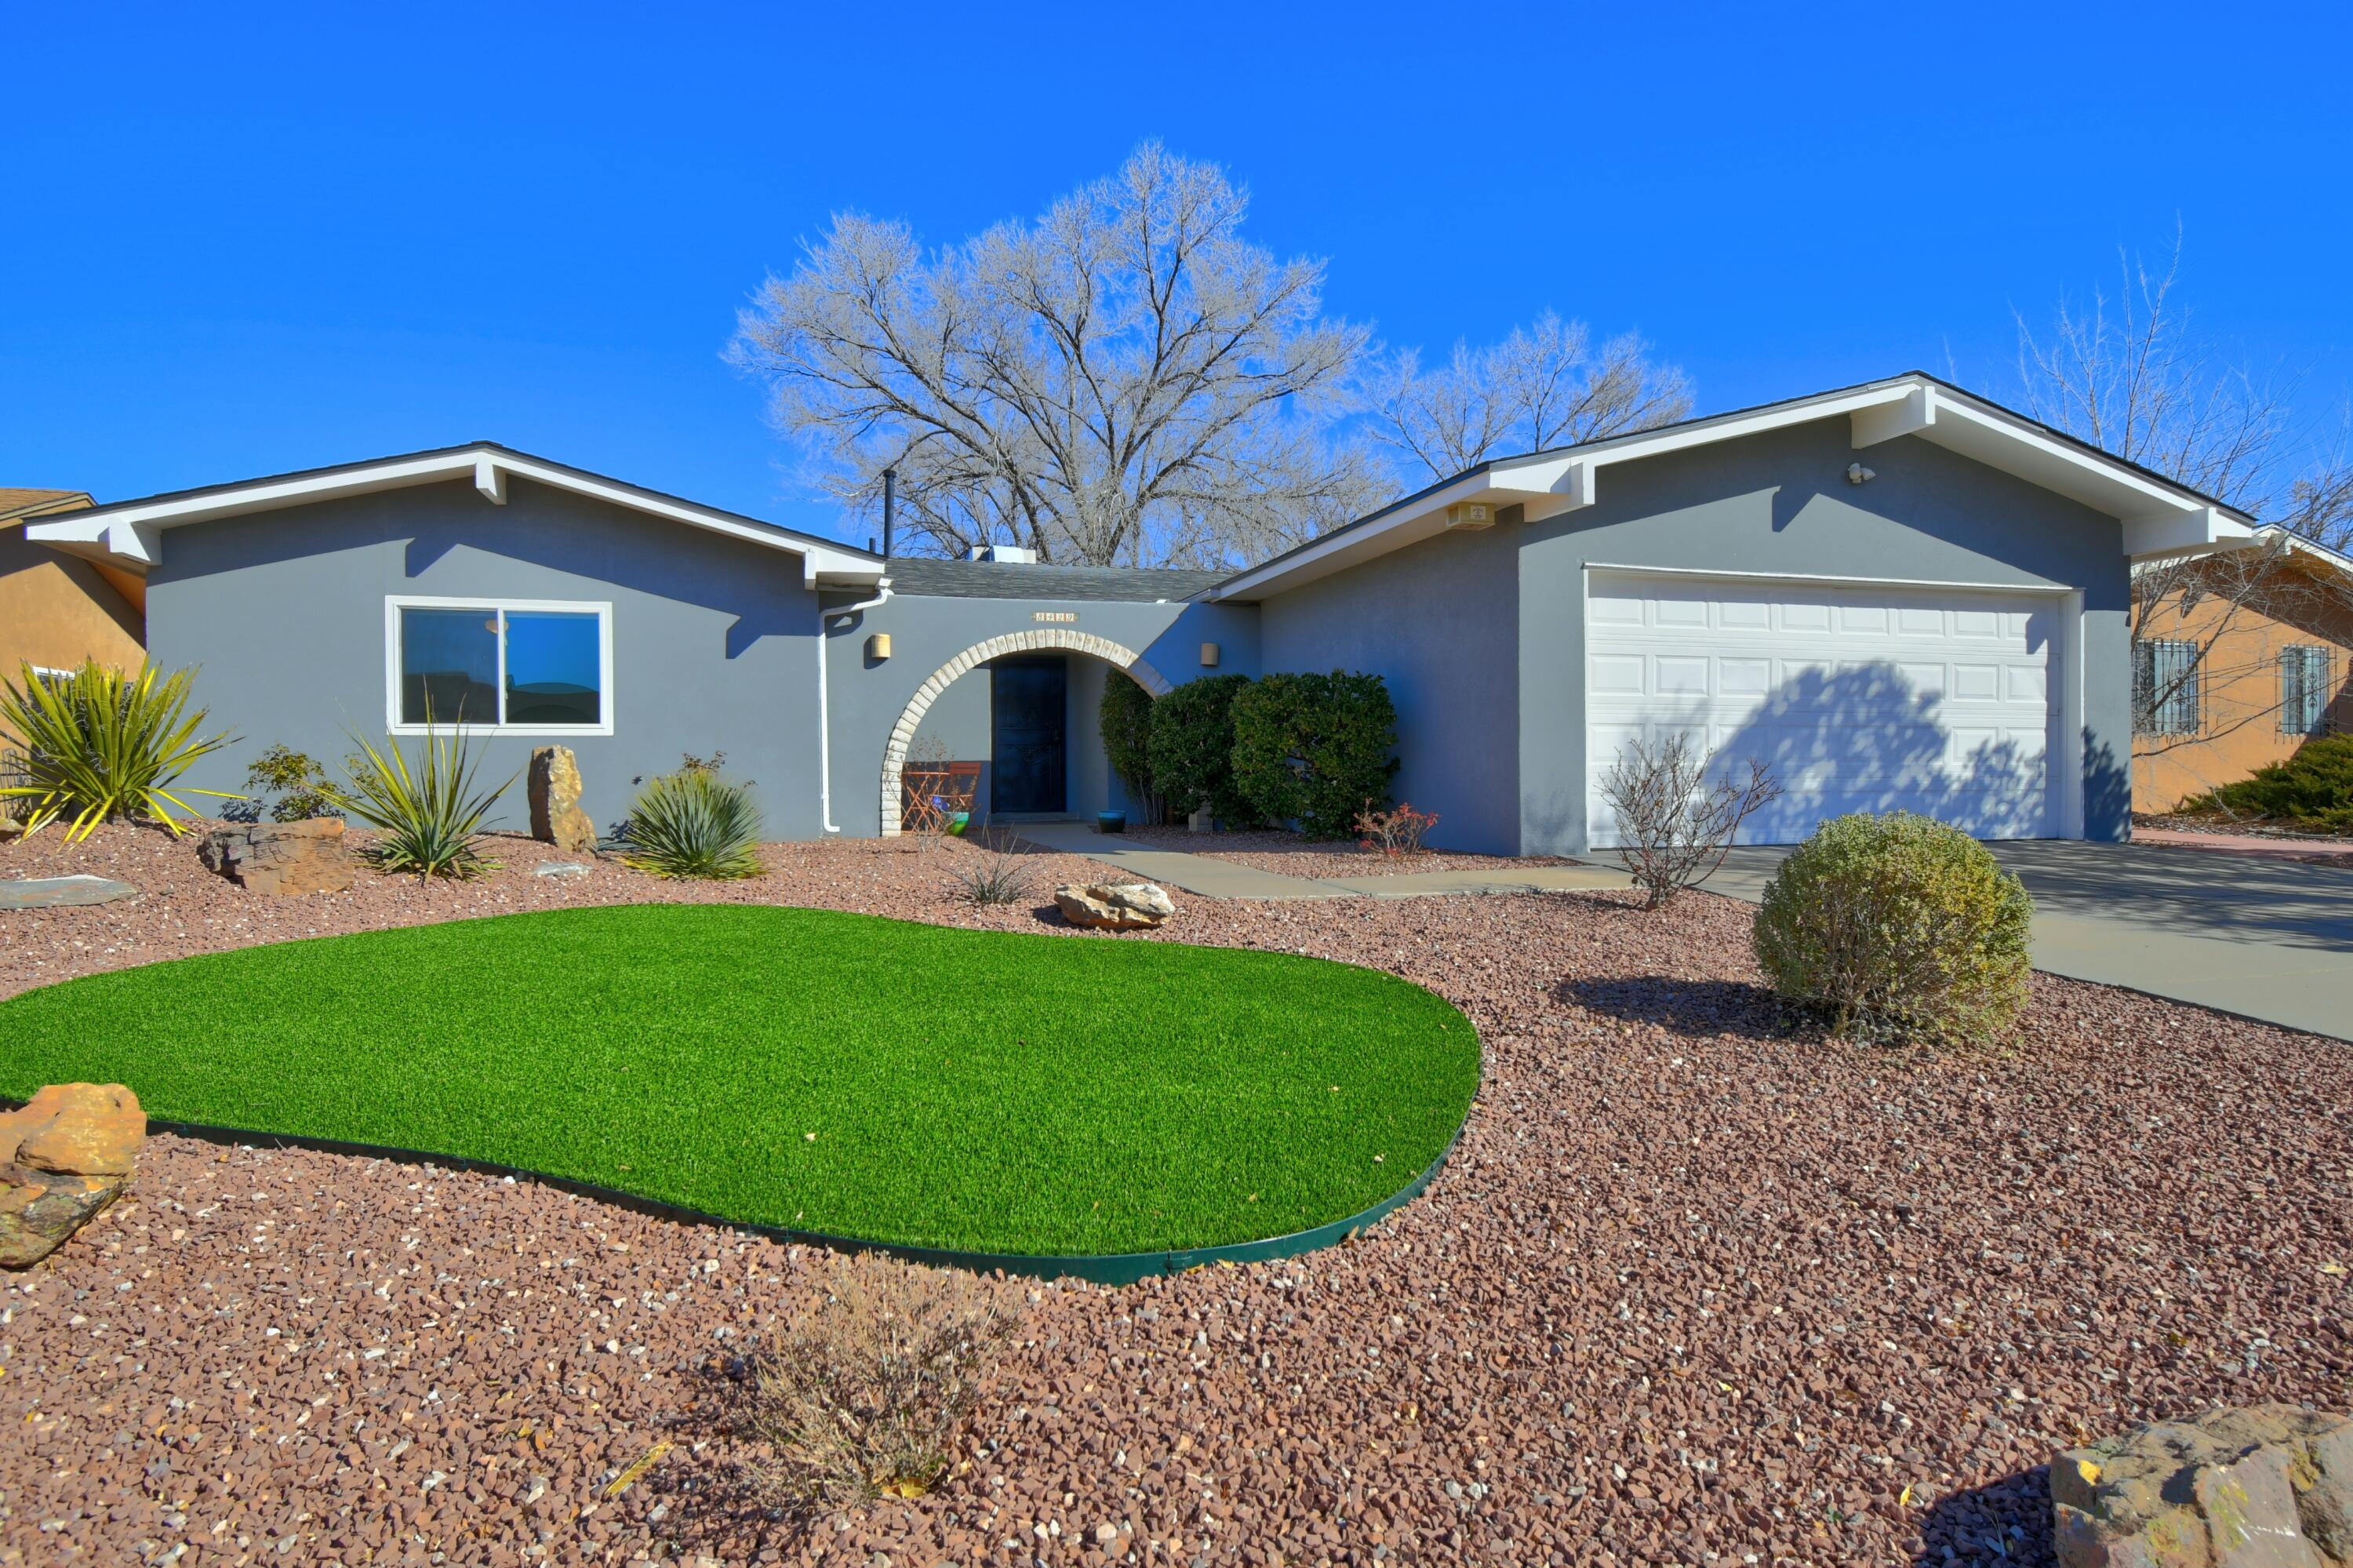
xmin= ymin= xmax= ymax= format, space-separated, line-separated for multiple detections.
xmin=1200 ymin=642 xmax=1220 ymax=668
xmin=867 ymin=632 xmax=893 ymax=660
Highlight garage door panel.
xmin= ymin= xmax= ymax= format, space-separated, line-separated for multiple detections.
xmin=1586 ymin=572 xmax=2063 ymax=848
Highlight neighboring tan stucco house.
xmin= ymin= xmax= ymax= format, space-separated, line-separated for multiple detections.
xmin=2130 ymin=528 xmax=2353 ymax=812
xmin=1 ymin=487 xmax=146 ymax=683
xmin=24 ymin=373 xmax=2257 ymax=854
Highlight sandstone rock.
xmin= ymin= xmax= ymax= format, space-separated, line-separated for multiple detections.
xmin=0 ymin=815 xmax=21 ymax=841
xmin=529 ymin=746 xmax=598 ymax=856
xmin=0 ymin=1082 xmax=144 ymax=1268
xmin=199 ymin=817 xmax=353 ymax=894
xmin=2 ymin=1082 xmax=146 ymax=1176
xmin=533 ymin=860 xmax=592 ymax=879
xmin=2053 ymin=1404 xmax=2353 ymax=1568
xmin=1053 ymin=882 xmax=1176 ymax=930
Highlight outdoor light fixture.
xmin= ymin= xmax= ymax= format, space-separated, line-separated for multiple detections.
xmin=867 ymin=632 xmax=892 ymax=660
xmin=1200 ymin=642 xmax=1220 ymax=667
xmin=1846 ymin=463 xmax=1876 ymax=485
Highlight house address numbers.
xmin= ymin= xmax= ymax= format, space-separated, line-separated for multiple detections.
xmin=1033 ymin=611 xmax=1078 ymax=623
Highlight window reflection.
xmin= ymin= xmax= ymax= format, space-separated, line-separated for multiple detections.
xmin=399 ymin=607 xmax=500 ymax=725
xmin=504 ymin=611 xmax=602 ymax=725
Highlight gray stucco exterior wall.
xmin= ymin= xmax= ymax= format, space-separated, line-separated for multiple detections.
xmin=1514 ymin=417 xmax=2131 ymax=853
xmin=1253 ymin=522 xmax=1523 ymax=853
xmin=148 ymin=477 xmax=828 ymax=838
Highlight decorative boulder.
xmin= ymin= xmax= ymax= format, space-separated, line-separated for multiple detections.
xmin=2051 ymin=1403 xmax=2353 ymax=1568
xmin=529 ymin=746 xmax=598 ymax=856
xmin=0 ymin=1083 xmax=145 ymax=1268
xmin=199 ymin=817 xmax=354 ymax=894
xmin=0 ymin=815 xmax=21 ymax=842
xmin=1053 ymin=882 xmax=1176 ymax=930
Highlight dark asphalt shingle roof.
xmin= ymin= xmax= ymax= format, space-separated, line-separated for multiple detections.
xmin=882 ymin=558 xmax=1228 ymax=603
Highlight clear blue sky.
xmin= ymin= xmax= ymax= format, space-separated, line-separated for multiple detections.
xmin=5 ymin=2 xmax=2347 ymax=542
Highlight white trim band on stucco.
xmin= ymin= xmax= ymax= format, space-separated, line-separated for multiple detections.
xmin=877 ymin=629 xmax=1173 ymax=836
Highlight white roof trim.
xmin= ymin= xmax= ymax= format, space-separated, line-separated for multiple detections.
xmin=1210 ymin=375 xmax=2257 ymax=601
xmin=24 ymin=444 xmax=886 ymax=591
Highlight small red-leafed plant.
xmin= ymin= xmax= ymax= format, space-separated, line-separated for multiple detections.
xmin=1355 ymin=799 xmax=1439 ymax=857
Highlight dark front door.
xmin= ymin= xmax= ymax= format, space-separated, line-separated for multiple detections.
xmin=991 ymin=656 xmax=1067 ymax=814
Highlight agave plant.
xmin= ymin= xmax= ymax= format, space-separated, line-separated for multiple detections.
xmin=0 ymin=660 xmax=241 ymax=840
xmin=620 ymin=768 xmax=764 ymax=879
xmin=337 ymin=721 xmax=518 ymax=880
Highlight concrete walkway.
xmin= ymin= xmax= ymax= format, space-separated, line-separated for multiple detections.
xmin=1010 ymin=822 xmax=1633 ymax=900
xmin=1704 ymin=842 xmax=2353 ymax=1043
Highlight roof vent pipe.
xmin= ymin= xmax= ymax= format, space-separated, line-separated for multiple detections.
xmin=882 ymin=467 xmax=896 ymax=558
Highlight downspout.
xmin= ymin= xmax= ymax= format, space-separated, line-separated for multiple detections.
xmin=816 ymin=582 xmax=892 ymax=834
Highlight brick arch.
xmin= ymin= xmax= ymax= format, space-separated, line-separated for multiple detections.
xmin=879 ymin=629 xmax=1174 ymax=835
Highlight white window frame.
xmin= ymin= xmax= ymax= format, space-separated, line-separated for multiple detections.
xmin=384 ymin=595 xmax=615 ymax=737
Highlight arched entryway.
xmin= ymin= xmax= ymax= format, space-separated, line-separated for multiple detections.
xmin=878 ymin=629 xmax=1173 ymax=835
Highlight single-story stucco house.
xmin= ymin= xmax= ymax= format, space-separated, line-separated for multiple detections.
xmin=24 ymin=373 xmax=2255 ymax=855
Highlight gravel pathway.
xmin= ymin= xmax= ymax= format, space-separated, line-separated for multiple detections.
xmin=3 ymin=825 xmax=2349 ymax=1566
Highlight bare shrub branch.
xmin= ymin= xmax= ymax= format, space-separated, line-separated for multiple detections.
xmin=1599 ymin=734 xmax=1781 ymax=909
xmin=729 ymin=1252 xmax=1020 ymax=1520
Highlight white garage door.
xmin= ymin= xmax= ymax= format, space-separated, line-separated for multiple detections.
xmin=1585 ymin=571 xmax=2065 ymax=848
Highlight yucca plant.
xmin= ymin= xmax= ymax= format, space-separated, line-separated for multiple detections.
xmin=337 ymin=721 xmax=517 ymax=880
xmin=0 ymin=660 xmax=241 ymax=839
xmin=620 ymin=768 xmax=764 ymax=879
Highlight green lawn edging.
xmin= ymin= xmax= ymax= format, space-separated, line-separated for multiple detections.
xmin=110 ymin=1111 xmax=1468 ymax=1284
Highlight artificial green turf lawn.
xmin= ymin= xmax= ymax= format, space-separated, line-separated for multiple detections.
xmin=0 ymin=904 xmax=1477 ymax=1256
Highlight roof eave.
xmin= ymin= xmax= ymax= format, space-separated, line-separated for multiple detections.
xmin=23 ymin=445 xmax=886 ymax=590
xmin=1210 ymin=374 xmax=2259 ymax=601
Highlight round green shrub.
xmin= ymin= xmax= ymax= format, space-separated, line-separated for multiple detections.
xmin=1097 ymin=674 xmax=1160 ymax=822
xmin=1148 ymin=674 xmax=1258 ymax=828
xmin=1231 ymin=671 xmax=1400 ymax=840
xmin=1751 ymin=811 xmax=2033 ymax=1045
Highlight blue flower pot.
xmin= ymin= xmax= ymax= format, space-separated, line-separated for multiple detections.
xmin=1096 ymin=810 xmax=1126 ymax=835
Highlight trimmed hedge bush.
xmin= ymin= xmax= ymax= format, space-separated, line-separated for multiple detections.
xmin=1148 ymin=674 xmax=1257 ymax=828
xmin=1097 ymin=675 xmax=1161 ymax=823
xmin=1752 ymin=811 xmax=2032 ymax=1045
xmin=2184 ymin=733 xmax=2353 ymax=832
xmin=1231 ymin=671 xmax=1400 ymax=840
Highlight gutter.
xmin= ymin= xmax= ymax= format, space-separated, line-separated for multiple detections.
xmin=816 ymin=583 xmax=892 ymax=834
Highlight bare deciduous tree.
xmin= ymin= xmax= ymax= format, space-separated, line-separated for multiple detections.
xmin=2013 ymin=230 xmax=2353 ymax=783
xmin=728 ymin=143 xmax=1383 ymax=568
xmin=1599 ymin=733 xmax=1781 ymax=909
xmin=1358 ymin=311 xmax=1693 ymax=481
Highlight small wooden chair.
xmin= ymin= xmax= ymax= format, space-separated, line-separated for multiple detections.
xmin=901 ymin=761 xmax=984 ymax=833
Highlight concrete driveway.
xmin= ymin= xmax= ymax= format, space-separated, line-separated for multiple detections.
xmin=1700 ymin=840 xmax=2353 ymax=1042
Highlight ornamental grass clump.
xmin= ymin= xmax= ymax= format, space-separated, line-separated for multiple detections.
xmin=0 ymin=660 xmax=240 ymax=839
xmin=732 ymin=1252 xmax=1018 ymax=1518
xmin=337 ymin=722 xmax=517 ymax=880
xmin=1752 ymin=810 xmax=2033 ymax=1046
xmin=620 ymin=767 xmax=764 ymax=879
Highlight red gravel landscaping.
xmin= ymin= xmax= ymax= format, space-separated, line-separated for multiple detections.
xmin=3 ymin=825 xmax=2350 ymax=1566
